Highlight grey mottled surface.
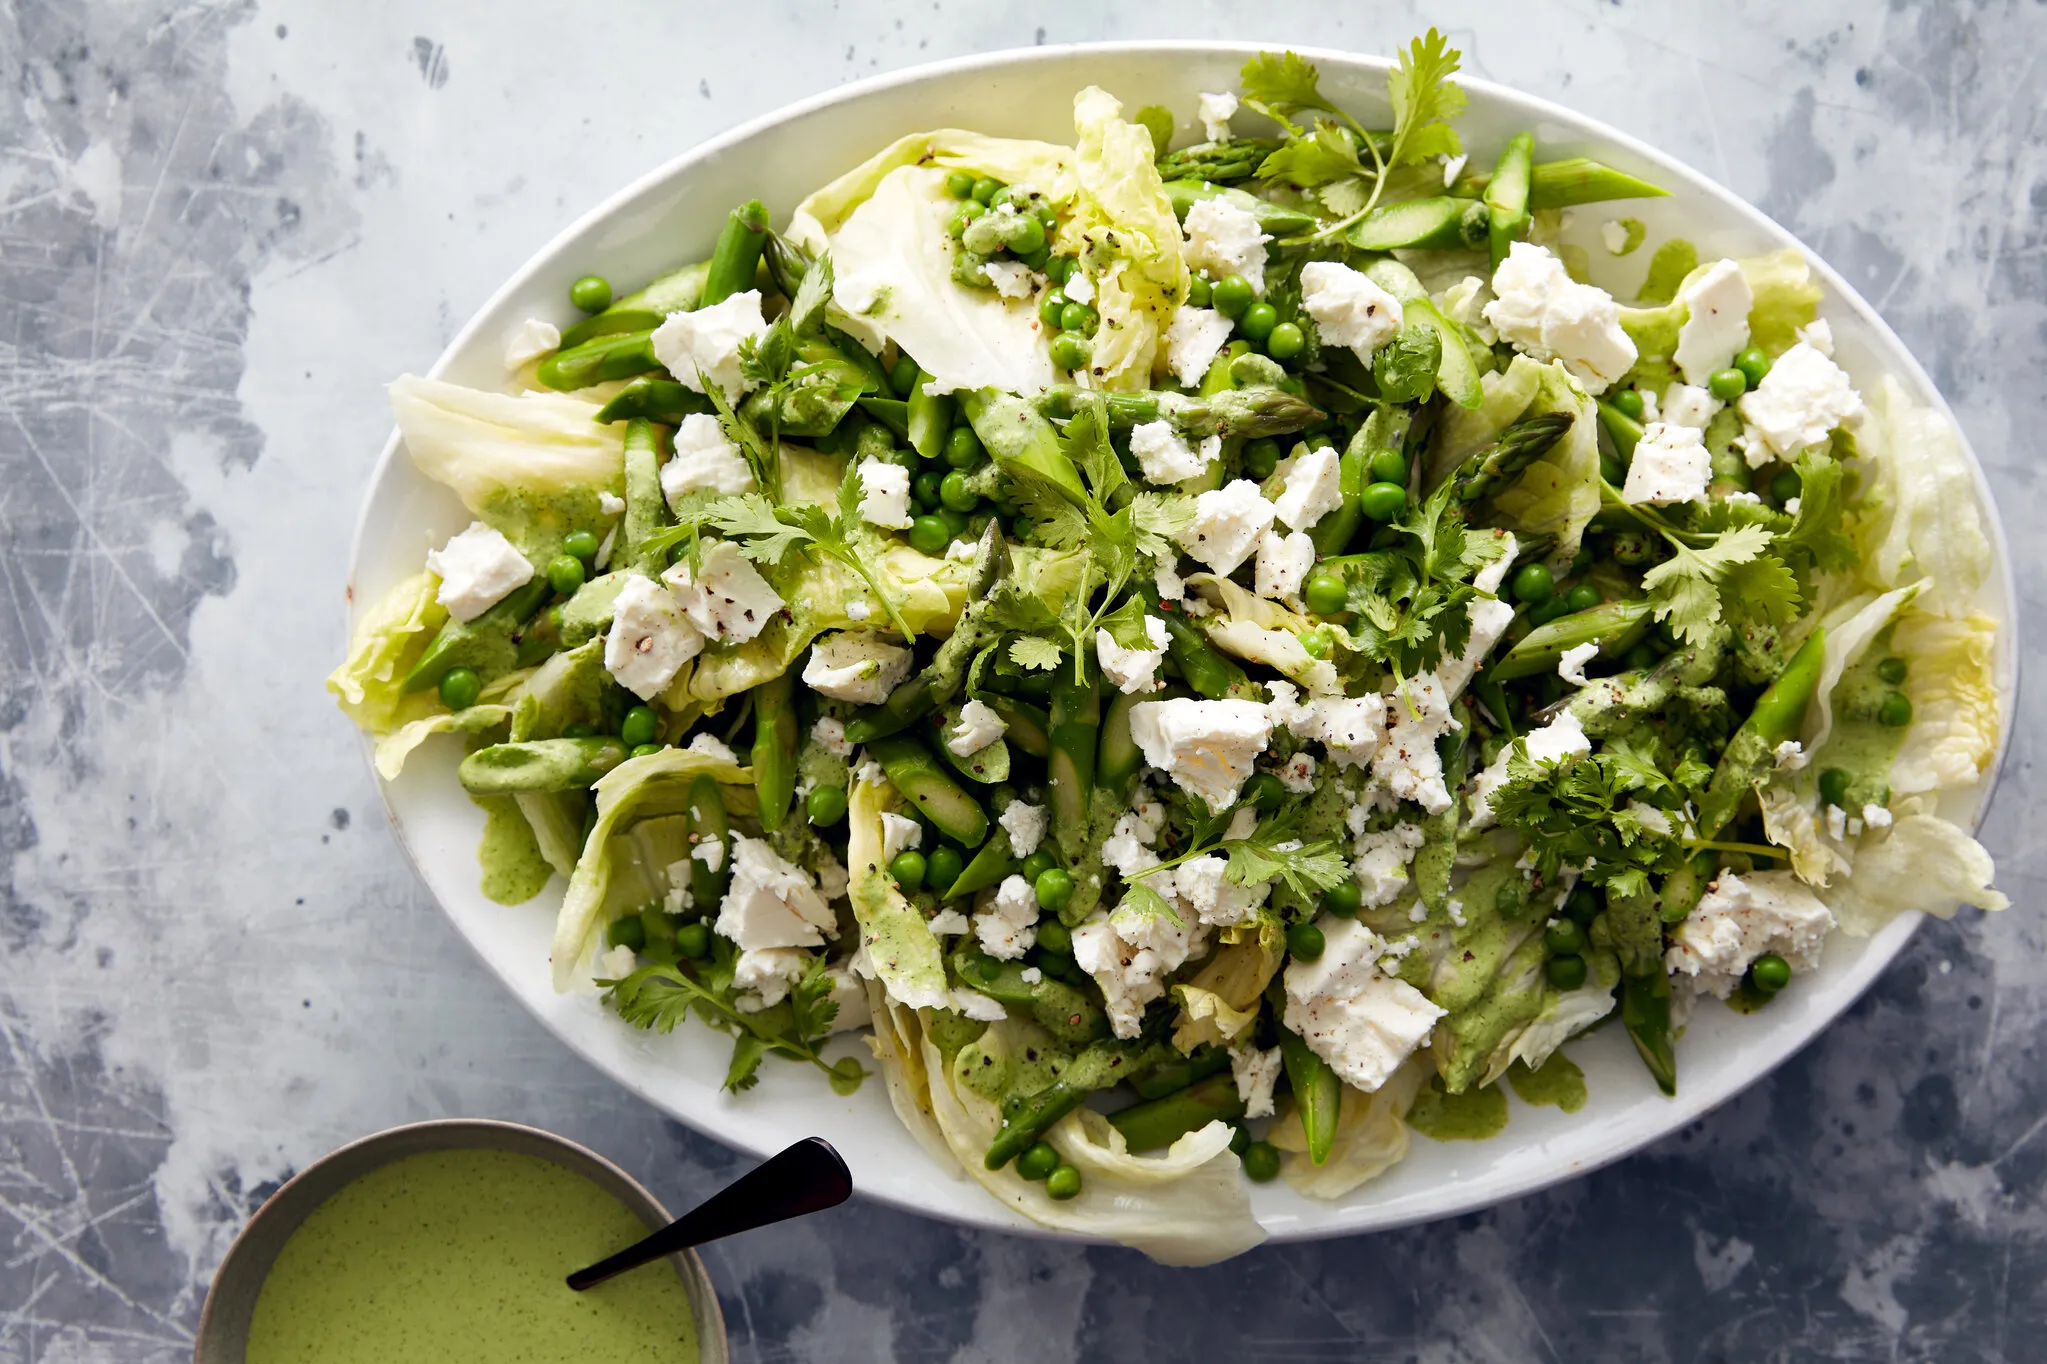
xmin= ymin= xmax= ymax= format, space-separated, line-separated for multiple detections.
xmin=2 ymin=1 xmax=2042 ymax=1360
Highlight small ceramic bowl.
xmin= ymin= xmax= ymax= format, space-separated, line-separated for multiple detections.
xmin=192 ymin=1119 xmax=728 ymax=1364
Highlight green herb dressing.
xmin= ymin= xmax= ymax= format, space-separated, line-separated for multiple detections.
xmin=474 ymin=794 xmax=555 ymax=905
xmin=1507 ymin=1052 xmax=1588 ymax=1112
xmin=1406 ymin=1076 xmax=1511 ymax=1141
xmin=245 ymin=1149 xmax=698 ymax=1364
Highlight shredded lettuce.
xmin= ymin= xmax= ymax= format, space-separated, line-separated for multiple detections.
xmin=329 ymin=571 xmax=449 ymax=737
xmin=374 ymin=703 xmax=513 ymax=781
xmin=1619 ymin=249 xmax=1819 ymax=392
xmin=1503 ymin=975 xmax=1618 ymax=1075
xmin=1189 ymin=574 xmax=1341 ymax=692
xmin=789 ymin=130 xmax=1077 ymax=245
xmin=1486 ymin=361 xmax=1603 ymax=564
xmin=1798 ymin=585 xmax=1920 ymax=752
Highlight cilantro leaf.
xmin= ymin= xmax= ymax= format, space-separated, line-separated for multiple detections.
xmin=1131 ymin=490 xmax=1196 ymax=563
xmin=1385 ymin=28 xmax=1467 ymax=168
xmin=1239 ymin=51 xmax=1342 ymax=123
xmin=1116 ymin=876 xmax=1184 ymax=928
xmin=1782 ymin=450 xmax=1857 ymax=573
xmin=1722 ymin=553 xmax=1803 ymax=629
xmin=604 ymin=952 xmax=864 ymax=1095
xmin=1008 ymin=635 xmax=1064 ymax=671
xmin=1640 ymin=522 xmax=1774 ymax=646
xmin=1488 ymin=741 xmax=1690 ymax=893
xmin=1256 ymin=122 xmax=1366 ymax=187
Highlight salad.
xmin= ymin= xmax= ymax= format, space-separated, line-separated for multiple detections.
xmin=331 ymin=33 xmax=2007 ymax=1265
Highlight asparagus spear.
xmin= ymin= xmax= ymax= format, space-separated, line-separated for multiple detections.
xmin=865 ymin=733 xmax=989 ymax=846
xmin=951 ymin=946 xmax=1105 ymax=1046
xmin=687 ymin=776 xmax=731 ymax=910
xmin=1153 ymin=139 xmax=1283 ymax=183
xmin=1108 ymin=1073 xmax=1247 ymax=1152
xmin=556 ymin=258 xmax=710 ymax=351
xmin=538 ymin=330 xmax=661 ymax=391
xmin=400 ymin=576 xmax=552 ymax=693
xmin=1158 ymin=179 xmax=1317 ymax=236
xmin=1128 ymin=1045 xmax=1232 ymax=1101
xmin=595 ymin=377 xmax=711 ymax=426
xmin=700 ymin=199 xmax=771 ymax=307
xmin=1345 ymin=196 xmax=1490 ymax=253
xmin=1526 ymin=158 xmax=1669 ymax=210
xmin=959 ymin=389 xmax=1087 ymax=504
xmin=975 ymin=694 xmax=1050 ymax=757
xmin=1485 ymin=131 xmax=1535 ymax=270
xmin=751 ymin=670 xmax=799 ymax=832
xmin=1032 ymin=385 xmax=1324 ymax=439
xmin=1278 ymin=1026 xmax=1342 ymax=1165
xmin=621 ymin=418 xmax=670 ymax=576
xmin=1047 ymin=666 xmax=1100 ymax=864
xmin=1447 ymin=411 xmax=1575 ymax=505
xmin=1155 ymin=604 xmax=1252 ymax=700
xmin=1094 ymin=689 xmax=1145 ymax=804
xmin=906 ymin=365 xmax=954 ymax=463
xmin=458 ymin=738 xmax=629 ymax=794
xmin=1489 ymin=599 xmax=1653 ymax=682
xmin=983 ymin=1037 xmax=1168 ymax=1170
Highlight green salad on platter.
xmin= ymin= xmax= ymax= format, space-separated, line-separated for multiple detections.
xmin=331 ymin=33 xmax=2007 ymax=1265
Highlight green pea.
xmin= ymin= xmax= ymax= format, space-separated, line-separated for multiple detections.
xmin=1044 ymin=1164 xmax=1083 ymax=1200
xmin=941 ymin=169 xmax=975 ymax=199
xmin=562 ymin=722 xmax=597 ymax=739
xmin=1186 ymin=274 xmax=1212 ymax=308
xmin=907 ymin=515 xmax=950 ymax=555
xmin=1564 ymin=887 xmax=1601 ymax=926
xmin=1005 ymin=213 xmax=1046 ymax=257
xmin=912 ymin=470 xmax=943 ymax=510
xmin=890 ymin=850 xmax=927 ymax=893
xmin=943 ymin=425 xmax=985 ymax=468
xmin=1239 ymin=301 xmax=1279 ymax=343
xmin=923 ymin=846 xmax=963 ymax=897
xmin=1211 ymin=274 xmax=1254 ymax=319
xmin=1241 ymin=1141 xmax=1281 ymax=1183
xmin=1037 ymin=290 xmax=1069 ymax=328
xmin=1609 ymin=387 xmax=1645 ymax=421
xmin=1303 ymin=572 xmax=1348 ymax=616
xmin=620 ymin=705 xmax=660 ymax=747
xmin=1530 ymin=596 xmax=1574 ymax=626
xmin=1059 ymin=301 xmax=1098 ymax=336
xmin=1035 ymin=919 xmax=1073 ymax=956
xmin=1707 ymin=367 xmax=1749 ymax=401
xmin=437 ymin=667 xmax=481 ymax=711
xmin=1265 ymin=320 xmax=1305 ymax=361
xmin=1034 ymin=867 xmax=1075 ymax=912
xmin=1511 ymin=562 xmax=1555 ymax=604
xmin=546 ymin=553 xmax=586 ymax=597
xmin=946 ymin=200 xmax=986 ymax=239
xmin=1599 ymin=451 xmax=1628 ymax=487
xmin=1322 ymin=879 xmax=1363 ymax=918
xmin=1242 ymin=771 xmax=1285 ymax=813
xmin=971 ymin=176 xmax=1003 ymax=206
xmin=1360 ymin=481 xmax=1408 ymax=522
xmin=1049 ymin=332 xmax=1092 ymax=371
xmin=1878 ymin=691 xmax=1913 ymax=727
xmin=1817 ymin=767 xmax=1851 ymax=808
xmin=568 ymin=273 xmax=612 ymax=313
xmin=1242 ymin=437 xmax=1281 ymax=480
xmin=667 ymin=921 xmax=706 ymax=960
xmin=562 ymin=530 xmax=601 ymax=562
xmin=1286 ymin=921 xmax=1326 ymax=961
xmin=1228 ymin=1123 xmax=1251 ymax=1157
xmin=939 ymin=507 xmax=970 ymax=537
xmin=1020 ymin=850 xmax=1055 ymax=883
xmin=605 ymin=914 xmax=647 ymax=951
xmin=630 ymin=743 xmax=664 ymax=759
xmin=1305 ymin=433 xmax=1337 ymax=452
xmin=1544 ymin=919 xmax=1587 ymax=956
xmin=1016 ymin=1141 xmax=1060 ymax=1181
xmin=1734 ymin=347 xmax=1771 ymax=387
xmin=1623 ymin=642 xmax=1660 ymax=670
xmin=1009 ymin=516 xmax=1035 ymax=542
xmin=1545 ymin=953 xmax=1587 ymax=990
xmin=1750 ymin=953 xmax=1792 ymax=992
xmin=806 ymin=784 xmax=848 ymax=826
xmin=1565 ymin=583 xmax=1601 ymax=613
xmin=1764 ymin=469 xmax=1799 ymax=506
xmin=1877 ymin=656 xmax=1908 ymax=685
xmin=1367 ymin=447 xmax=1408 ymax=485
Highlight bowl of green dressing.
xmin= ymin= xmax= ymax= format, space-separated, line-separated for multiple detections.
xmin=194 ymin=1119 xmax=727 ymax=1364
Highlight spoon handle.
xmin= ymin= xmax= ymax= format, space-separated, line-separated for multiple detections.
xmin=567 ymin=1137 xmax=852 ymax=1290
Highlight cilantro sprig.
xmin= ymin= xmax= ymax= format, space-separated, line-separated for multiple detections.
xmin=1121 ymin=806 xmax=1351 ymax=926
xmin=1487 ymin=734 xmax=1702 ymax=901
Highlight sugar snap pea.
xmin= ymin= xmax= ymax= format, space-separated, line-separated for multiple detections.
xmin=1527 ymin=158 xmax=1669 ymax=210
xmin=866 ymin=733 xmax=989 ymax=846
xmin=1108 ymin=1073 xmax=1247 ymax=1152
xmin=1490 ymin=600 xmax=1653 ymax=682
xmin=1485 ymin=131 xmax=1534 ymax=270
xmin=556 ymin=259 xmax=710 ymax=351
xmin=1033 ymin=385 xmax=1323 ymax=439
xmin=1345 ymin=195 xmax=1490 ymax=252
xmin=1094 ymin=689 xmax=1145 ymax=804
xmin=751 ymin=670 xmax=799 ymax=832
xmin=701 ymin=199 xmax=771 ymax=308
xmin=538 ymin=329 xmax=661 ymax=391
xmin=906 ymin=365 xmax=955 ymax=462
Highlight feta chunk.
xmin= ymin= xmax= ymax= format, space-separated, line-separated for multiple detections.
xmin=1674 ymin=258 xmax=1754 ymax=386
xmin=651 ymin=290 xmax=770 ymax=398
xmin=1600 ymin=219 xmax=1632 ymax=255
xmin=1483 ymin=242 xmax=1637 ymax=394
xmin=1438 ymin=596 xmax=1517 ymax=701
xmin=1773 ymin=739 xmax=1809 ymax=771
xmin=1154 ymin=558 xmax=1187 ymax=604
xmin=425 ymin=522 xmax=534 ymax=622
xmin=1269 ymin=682 xmax=1386 ymax=771
xmin=1661 ymin=382 xmax=1721 ymax=429
xmin=1128 ymin=698 xmax=1275 ymax=812
xmin=1440 ymin=152 xmax=1468 ymax=188
xmin=1230 ymin=1043 xmax=1282 ymax=1119
xmin=1282 ymin=917 xmax=1447 ymax=1092
xmin=604 ymin=574 xmax=705 ymax=699
xmin=599 ymin=944 xmax=638 ymax=981
xmin=1273 ymin=445 xmax=1343 ymax=531
xmin=973 ymin=874 xmax=1040 ymax=960
xmin=733 ymin=947 xmax=809 ymax=1011
xmin=1100 ymin=796 xmax=1167 ymax=877
xmin=1163 ymin=306 xmax=1236 ymax=387
xmin=1196 ymin=90 xmax=1239 ymax=143
xmin=825 ymin=966 xmax=872 ymax=1033
xmin=947 ymin=699 xmax=1007 ymax=756
xmin=1353 ymin=823 xmax=1427 ymax=908
xmin=1178 ymin=479 xmax=1278 ymax=575
xmin=1797 ymin=318 xmax=1835 ymax=356
xmin=599 ymin=491 xmax=627 ymax=517
xmin=981 ymin=260 xmax=1041 ymax=299
xmin=662 ymin=539 xmax=785 ymax=644
xmin=1129 ymin=419 xmax=1220 ymax=484
xmin=1471 ymin=531 xmax=1520 ymax=595
xmin=1737 ymin=341 xmax=1863 ymax=459
xmin=690 ymin=836 xmax=727 ymax=874
xmin=927 ymin=908 xmax=970 ymax=937
xmin=1167 ymin=854 xmax=1269 ymax=928
xmin=855 ymin=456 xmax=913 ymax=529
xmin=1096 ymin=616 xmax=1170 ymax=695
xmin=1075 ymin=901 xmax=1209 ymax=1039
xmin=1862 ymin=802 xmax=1894 ymax=830
xmin=803 ymin=631 xmax=913 ymax=704
xmin=1665 ymin=870 xmax=1834 ymax=998
xmin=1254 ymin=530 xmax=1315 ymax=600
xmin=661 ymin=413 xmax=754 ymax=507
xmin=1062 ymin=270 xmax=1094 ymax=306
xmin=503 ymin=317 xmax=560 ymax=369
xmin=878 ymin=811 xmax=923 ymax=864
xmin=950 ymin=989 xmax=1007 ymax=1022
xmin=810 ymin=716 xmax=852 ymax=756
xmin=715 ymin=836 xmax=836 ymax=950
xmin=1469 ymin=710 xmax=1590 ymax=827
xmin=1276 ymin=751 xmax=1316 ymax=793
xmin=998 ymin=800 xmax=1047 ymax=859
xmin=1182 ymin=196 xmax=1271 ymax=294
xmin=1558 ymin=641 xmax=1599 ymax=687
xmin=1372 ymin=674 xmax=1458 ymax=814
xmin=1621 ymin=422 xmax=1712 ymax=505
xmin=685 ymin=734 xmax=739 ymax=765
xmin=1299 ymin=261 xmax=1404 ymax=366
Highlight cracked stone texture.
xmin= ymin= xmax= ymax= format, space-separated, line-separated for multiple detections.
xmin=1 ymin=2 xmax=2041 ymax=1360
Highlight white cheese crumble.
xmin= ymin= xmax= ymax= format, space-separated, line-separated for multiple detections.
xmin=855 ymin=456 xmax=913 ymax=529
xmin=1178 ymin=479 xmax=1278 ymax=576
xmin=1774 ymin=739 xmax=1808 ymax=771
xmin=733 ymin=947 xmax=810 ymax=1011
xmin=1372 ymin=674 xmax=1458 ymax=814
xmin=1096 ymin=616 xmax=1171 ymax=695
xmin=950 ymin=989 xmax=1008 ymax=1022
xmin=715 ymin=836 xmax=836 ymax=950
xmin=651 ymin=290 xmax=769 ymax=398
xmin=1483 ymin=241 xmax=1637 ymax=394
xmin=1181 ymin=196 xmax=1271 ymax=294
xmin=1863 ymin=803 xmax=1894 ymax=830
xmin=1737 ymin=341 xmax=1863 ymax=460
xmin=878 ymin=811 xmax=923 ymax=863
xmin=503 ymin=317 xmax=560 ymax=369
xmin=425 ymin=522 xmax=534 ymax=622
xmin=981 ymin=260 xmax=1041 ymax=300
xmin=690 ymin=836 xmax=726 ymax=874
xmin=974 ymin=875 xmax=1040 ymax=960
xmin=599 ymin=491 xmax=627 ymax=517
xmin=661 ymin=539 xmax=785 ymax=644
xmin=1353 ymin=823 xmax=1427 ymax=908
xmin=1440 ymin=152 xmax=1468 ymax=187
xmin=1600 ymin=219 xmax=1631 ymax=254
xmin=1282 ymin=917 xmax=1447 ymax=1092
xmin=1299 ymin=261 xmax=1404 ymax=366
xmin=1129 ymin=419 xmax=1220 ymax=484
xmin=1062 ymin=270 xmax=1094 ymax=306
xmin=1797 ymin=318 xmax=1835 ymax=356
xmin=1196 ymin=90 xmax=1239 ymax=143
xmin=1254 ymin=529 xmax=1315 ymax=601
xmin=1075 ymin=901 xmax=1209 ymax=1039
xmin=1163 ymin=306 xmax=1236 ymax=387
xmin=947 ymin=699 xmax=1007 ymax=756
xmin=927 ymin=909 xmax=970 ymax=937
xmin=1674 ymin=258 xmax=1755 ymax=386
xmin=1273 ymin=445 xmax=1343 ymax=531
xmin=1664 ymin=870 xmax=1834 ymax=999
xmin=661 ymin=413 xmax=754 ymax=507
xmin=802 ymin=632 xmax=914 ymax=704
xmin=1230 ymin=1043 xmax=1282 ymax=1119
xmin=1621 ymin=422 xmax=1712 ymax=505
xmin=1168 ymin=853 xmax=1269 ymax=928
xmin=1469 ymin=710 xmax=1591 ymax=827
xmin=811 ymin=716 xmax=853 ymax=756
xmin=1276 ymin=751 xmax=1316 ymax=794
xmin=685 ymin=734 xmax=739 ymax=764
xmin=998 ymin=800 xmax=1047 ymax=858
xmin=1557 ymin=641 xmax=1600 ymax=687
xmin=1128 ymin=697 xmax=1276 ymax=812
xmin=1661 ymin=382 xmax=1721 ymax=430
xmin=604 ymin=574 xmax=704 ymax=699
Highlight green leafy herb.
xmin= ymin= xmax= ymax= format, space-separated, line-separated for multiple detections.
xmin=1257 ymin=124 xmax=1366 ymax=188
xmin=604 ymin=949 xmax=865 ymax=1095
xmin=1638 ymin=522 xmax=1777 ymax=646
xmin=1487 ymin=734 xmax=1694 ymax=897
xmin=1327 ymin=467 xmax=1509 ymax=674
xmin=1126 ymin=806 xmax=1350 ymax=906
xmin=1384 ymin=28 xmax=1467 ymax=168
xmin=1008 ymin=635 xmax=1064 ymax=671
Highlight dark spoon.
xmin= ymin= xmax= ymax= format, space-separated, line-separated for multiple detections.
xmin=567 ymin=1137 xmax=852 ymax=1291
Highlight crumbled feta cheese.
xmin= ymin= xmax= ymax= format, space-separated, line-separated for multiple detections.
xmin=1774 ymin=739 xmax=1808 ymax=771
xmin=1665 ymin=870 xmax=1834 ymax=998
xmin=1099 ymin=794 xmax=1167 ymax=878
xmin=1372 ymin=674 xmax=1458 ymax=814
xmin=1269 ymin=682 xmax=1386 ymax=770
xmin=811 ymin=716 xmax=853 ymax=757
xmin=1129 ymin=419 xmax=1220 ymax=484
xmin=1062 ymin=270 xmax=1094 ymax=306
xmin=1154 ymin=558 xmax=1187 ymax=604
xmin=599 ymin=491 xmax=627 ymax=517
xmin=981 ymin=260 xmax=1041 ymax=299
xmin=604 ymin=574 xmax=705 ymax=699
xmin=1661 ymin=382 xmax=1721 ymax=429
xmin=1847 ymin=815 xmax=1865 ymax=837
xmin=1020 ymin=966 xmax=1043 ymax=985
xmin=661 ymin=413 xmax=754 ymax=507
xmin=802 ymin=631 xmax=914 ymax=704
xmin=1483 ymin=242 xmax=1637 ymax=393
xmin=1128 ymin=698 xmax=1276 ymax=812
xmin=1230 ymin=1043 xmax=1282 ymax=1119
xmin=878 ymin=812 xmax=923 ymax=865
xmin=651 ymin=290 xmax=770 ymax=398
xmin=685 ymin=733 xmax=739 ymax=764
xmin=825 ymin=966 xmax=871 ymax=1032
xmin=927 ymin=908 xmax=970 ymax=937
xmin=1724 ymin=491 xmax=1763 ymax=505
xmin=599 ymin=943 xmax=638 ymax=981
xmin=1096 ymin=616 xmax=1171 ymax=695
xmin=1168 ymin=854 xmax=1269 ymax=928
xmin=815 ymin=850 xmax=850 ymax=902
xmin=1438 ymin=596 xmax=1517 ymax=701
xmin=1674 ymin=258 xmax=1755 ymax=386
xmin=1254 ymin=529 xmax=1315 ymax=601
xmin=1273 ymin=445 xmax=1343 ymax=531
xmin=716 ymin=836 xmax=836 ymax=950
xmin=845 ymin=600 xmax=871 ymax=622
xmin=1797 ymin=318 xmax=1834 ymax=356
xmin=1558 ymin=641 xmax=1599 ymax=687
xmin=1446 ymin=898 xmax=1467 ymax=928
xmin=1600 ymin=220 xmax=1631 ymax=255
xmin=854 ymin=758 xmax=883 ymax=786
xmin=1178 ymin=479 xmax=1278 ymax=575
xmin=1276 ymin=751 xmax=1316 ymax=794
xmin=1181 ymin=196 xmax=1271 ymax=294
xmin=1470 ymin=710 xmax=1591 ymax=826
xmin=1784 ymin=496 xmax=1802 ymax=517
xmin=425 ymin=522 xmax=534 ymax=623
xmin=1282 ymin=917 xmax=1446 ymax=1091
xmin=974 ymin=875 xmax=1040 ymax=960
xmin=1353 ymin=823 xmax=1427 ymax=907
xmin=1738 ymin=341 xmax=1863 ymax=459
xmin=1163 ymin=306 xmax=1236 ymax=387
xmin=1441 ymin=152 xmax=1468 ymax=188
xmin=998 ymin=800 xmax=1047 ymax=858
xmin=855 ymin=456 xmax=913 ymax=529
xmin=662 ymin=539 xmax=785 ymax=644
xmin=1638 ymin=387 xmax=1661 ymax=422
xmin=1622 ymin=422 xmax=1712 ymax=505
xmin=733 ymin=947 xmax=809 ymax=1011
xmin=1299 ymin=261 xmax=1404 ymax=366
xmin=1471 ymin=531 xmax=1520 ymax=596
xmin=947 ymin=699 xmax=1007 ymax=756
xmin=1625 ymin=800 xmax=1674 ymax=837
xmin=503 ymin=317 xmax=561 ymax=369
xmin=1826 ymin=803 xmax=1848 ymax=841
xmin=1075 ymin=901 xmax=1209 ymax=1039
xmin=1862 ymin=802 xmax=1893 ymax=829
xmin=691 ymin=836 xmax=727 ymax=874
xmin=1197 ymin=90 xmax=1239 ymax=143
xmin=950 ymin=988 xmax=1008 ymax=1022
xmin=1377 ymin=933 xmax=1422 ymax=973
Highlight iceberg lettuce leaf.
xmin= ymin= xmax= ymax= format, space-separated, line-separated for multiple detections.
xmin=329 ymin=571 xmax=448 ymax=736
xmin=789 ymin=130 xmax=1077 ymax=245
xmin=1798 ymin=585 xmax=1921 ymax=752
xmin=1864 ymin=376 xmax=1993 ymax=615
xmin=1888 ymin=609 xmax=2000 ymax=797
xmin=847 ymin=777 xmax=950 ymax=1009
xmin=373 ymin=703 xmax=513 ymax=781
xmin=1067 ymin=87 xmax=1187 ymax=389
xmin=1488 ymin=361 xmax=1603 ymax=564
xmin=1189 ymin=574 xmax=1342 ymax=692
xmin=1827 ymin=808 xmax=2007 ymax=935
